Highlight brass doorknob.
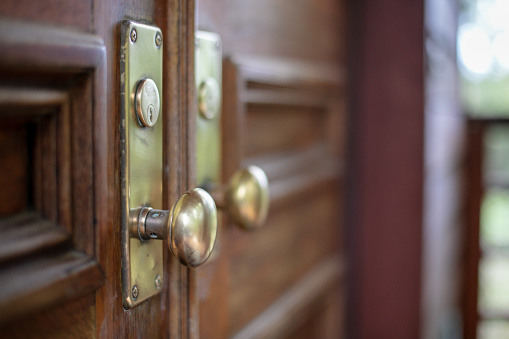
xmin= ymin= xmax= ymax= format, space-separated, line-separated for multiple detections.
xmin=134 ymin=188 xmax=217 ymax=268
xmin=210 ymin=166 xmax=269 ymax=230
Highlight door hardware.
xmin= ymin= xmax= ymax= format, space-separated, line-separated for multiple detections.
xmin=135 ymin=78 xmax=160 ymax=127
xmin=133 ymin=188 xmax=217 ymax=267
xmin=195 ymin=31 xmax=270 ymax=230
xmin=207 ymin=166 xmax=269 ymax=230
xmin=120 ymin=21 xmax=217 ymax=309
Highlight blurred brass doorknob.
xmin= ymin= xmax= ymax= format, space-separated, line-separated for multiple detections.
xmin=209 ymin=166 xmax=269 ymax=231
xmin=133 ymin=188 xmax=217 ymax=268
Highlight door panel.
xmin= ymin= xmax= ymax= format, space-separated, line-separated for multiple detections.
xmin=0 ymin=0 xmax=197 ymax=337
xmin=0 ymin=19 xmax=105 ymax=336
xmin=197 ymin=1 xmax=346 ymax=337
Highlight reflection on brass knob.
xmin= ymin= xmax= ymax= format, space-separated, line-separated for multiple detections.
xmin=135 ymin=188 xmax=217 ymax=268
xmin=211 ymin=166 xmax=269 ymax=230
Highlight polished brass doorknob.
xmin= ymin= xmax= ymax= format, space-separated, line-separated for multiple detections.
xmin=134 ymin=188 xmax=217 ymax=268
xmin=210 ymin=166 xmax=269 ymax=230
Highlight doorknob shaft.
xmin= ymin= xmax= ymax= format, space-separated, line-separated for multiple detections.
xmin=135 ymin=188 xmax=217 ymax=268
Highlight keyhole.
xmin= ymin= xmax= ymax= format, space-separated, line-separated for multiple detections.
xmin=148 ymin=105 xmax=154 ymax=124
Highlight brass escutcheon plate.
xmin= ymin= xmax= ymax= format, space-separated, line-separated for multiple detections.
xmin=120 ymin=20 xmax=164 ymax=309
xmin=196 ymin=31 xmax=222 ymax=188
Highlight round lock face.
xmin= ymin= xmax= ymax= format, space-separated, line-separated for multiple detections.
xmin=135 ymin=78 xmax=160 ymax=127
xmin=198 ymin=77 xmax=221 ymax=120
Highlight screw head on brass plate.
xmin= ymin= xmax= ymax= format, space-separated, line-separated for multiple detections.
xmin=198 ymin=77 xmax=221 ymax=120
xmin=130 ymin=28 xmax=137 ymax=43
xmin=132 ymin=285 xmax=139 ymax=300
xmin=155 ymin=32 xmax=162 ymax=47
xmin=135 ymin=78 xmax=160 ymax=127
xmin=155 ymin=275 xmax=162 ymax=289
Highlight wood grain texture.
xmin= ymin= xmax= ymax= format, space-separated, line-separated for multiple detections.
xmin=0 ymin=0 xmax=93 ymax=32
xmin=0 ymin=126 xmax=29 ymax=216
xmin=0 ymin=19 xmax=104 ymax=72
xmin=0 ymin=213 xmax=68 ymax=262
xmin=0 ymin=15 xmax=106 ymax=335
xmin=228 ymin=188 xmax=341 ymax=335
xmin=0 ymin=251 xmax=104 ymax=324
xmin=200 ymin=53 xmax=346 ymax=337
xmin=3 ymin=295 xmax=97 ymax=339
xmin=198 ymin=0 xmax=345 ymax=64
xmin=232 ymin=256 xmax=344 ymax=339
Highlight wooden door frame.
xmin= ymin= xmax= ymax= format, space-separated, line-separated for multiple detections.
xmin=347 ymin=0 xmax=424 ymax=337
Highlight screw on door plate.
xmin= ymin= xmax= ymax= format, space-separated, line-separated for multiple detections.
xmin=155 ymin=32 xmax=162 ymax=47
xmin=130 ymin=28 xmax=137 ymax=43
xmin=132 ymin=285 xmax=139 ymax=300
xmin=155 ymin=275 xmax=162 ymax=289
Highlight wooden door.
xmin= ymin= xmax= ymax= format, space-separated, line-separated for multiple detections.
xmin=197 ymin=1 xmax=347 ymax=338
xmin=0 ymin=0 xmax=346 ymax=338
xmin=0 ymin=1 xmax=197 ymax=337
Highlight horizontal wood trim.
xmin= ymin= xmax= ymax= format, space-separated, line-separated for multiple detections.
xmin=0 ymin=212 xmax=69 ymax=263
xmin=245 ymin=146 xmax=343 ymax=207
xmin=0 ymin=88 xmax=67 ymax=110
xmin=268 ymin=162 xmax=339 ymax=208
xmin=231 ymin=255 xmax=344 ymax=339
xmin=247 ymin=145 xmax=340 ymax=180
xmin=244 ymin=90 xmax=334 ymax=108
xmin=0 ymin=19 xmax=105 ymax=71
xmin=230 ymin=54 xmax=345 ymax=89
xmin=0 ymin=250 xmax=104 ymax=324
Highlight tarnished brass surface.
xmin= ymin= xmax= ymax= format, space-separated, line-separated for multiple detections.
xmin=195 ymin=32 xmax=269 ymax=231
xmin=135 ymin=189 xmax=218 ymax=268
xmin=226 ymin=166 xmax=270 ymax=230
xmin=196 ymin=31 xmax=222 ymax=188
xmin=120 ymin=20 xmax=164 ymax=309
xmin=169 ymin=188 xmax=218 ymax=267
xmin=135 ymin=78 xmax=160 ymax=127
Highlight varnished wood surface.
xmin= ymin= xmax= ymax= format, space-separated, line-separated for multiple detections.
xmin=0 ymin=213 xmax=68 ymax=262
xmin=0 ymin=0 xmax=196 ymax=336
xmin=232 ymin=256 xmax=344 ymax=339
xmin=199 ymin=50 xmax=346 ymax=336
xmin=0 ymin=14 xmax=106 ymax=336
xmin=198 ymin=0 xmax=345 ymax=64
xmin=0 ymin=250 xmax=104 ymax=324
xmin=0 ymin=19 xmax=104 ymax=71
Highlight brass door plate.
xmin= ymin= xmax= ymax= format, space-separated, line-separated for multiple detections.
xmin=120 ymin=20 xmax=164 ymax=309
xmin=196 ymin=31 xmax=222 ymax=188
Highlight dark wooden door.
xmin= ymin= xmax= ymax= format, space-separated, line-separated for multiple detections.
xmin=0 ymin=0 xmax=346 ymax=338
xmin=197 ymin=1 xmax=347 ymax=338
xmin=0 ymin=1 xmax=197 ymax=337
